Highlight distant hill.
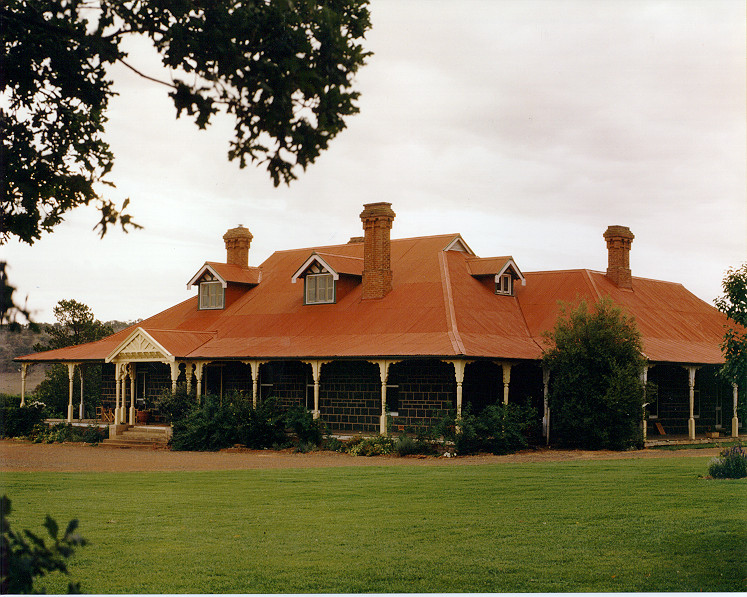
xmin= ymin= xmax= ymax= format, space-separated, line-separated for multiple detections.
xmin=0 ymin=320 xmax=137 ymax=374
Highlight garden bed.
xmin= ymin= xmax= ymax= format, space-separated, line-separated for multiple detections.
xmin=0 ymin=438 xmax=725 ymax=472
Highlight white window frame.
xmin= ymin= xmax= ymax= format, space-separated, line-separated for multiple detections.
xmin=647 ymin=392 xmax=659 ymax=419
xmin=386 ymin=384 xmax=400 ymax=417
xmin=199 ymin=281 xmax=225 ymax=310
xmin=305 ymin=273 xmax=335 ymax=304
xmin=495 ymin=274 xmax=513 ymax=296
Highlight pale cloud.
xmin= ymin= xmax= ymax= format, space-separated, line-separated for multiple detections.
xmin=5 ymin=0 xmax=745 ymax=323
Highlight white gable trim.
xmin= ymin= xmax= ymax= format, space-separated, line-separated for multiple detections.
xmin=186 ymin=263 xmax=227 ymax=290
xmin=443 ymin=235 xmax=475 ymax=255
xmin=494 ymin=259 xmax=527 ymax=286
xmin=291 ymin=254 xmax=339 ymax=284
xmin=105 ymin=327 xmax=174 ymax=363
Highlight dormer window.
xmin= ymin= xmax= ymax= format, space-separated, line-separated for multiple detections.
xmin=306 ymin=272 xmax=335 ymax=304
xmin=199 ymin=280 xmax=225 ymax=309
xmin=292 ymin=252 xmax=363 ymax=305
xmin=495 ymin=274 xmax=513 ymax=296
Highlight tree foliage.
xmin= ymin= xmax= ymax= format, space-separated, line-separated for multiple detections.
xmin=542 ymin=297 xmax=646 ymax=450
xmin=33 ymin=299 xmax=114 ymax=352
xmin=1 ymin=0 xmax=371 ymax=247
xmin=715 ymin=264 xmax=747 ymax=389
xmin=1 ymin=495 xmax=86 ymax=594
xmin=1 ymin=0 xmax=371 ymax=326
xmin=32 ymin=299 xmax=114 ymax=417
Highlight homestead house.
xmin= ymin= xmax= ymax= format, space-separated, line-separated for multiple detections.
xmin=16 ymin=202 xmax=741 ymax=442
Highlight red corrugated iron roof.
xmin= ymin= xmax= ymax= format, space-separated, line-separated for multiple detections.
xmin=204 ymin=262 xmax=261 ymax=285
xmin=516 ymin=269 xmax=728 ymax=364
xmin=17 ymin=234 xmax=730 ymax=366
xmin=105 ymin=328 xmax=217 ymax=362
xmin=314 ymin=253 xmax=364 ymax=277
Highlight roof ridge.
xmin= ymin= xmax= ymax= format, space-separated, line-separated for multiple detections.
xmin=314 ymin=252 xmax=364 ymax=260
xmin=583 ymin=269 xmax=603 ymax=301
xmin=438 ymin=251 xmax=465 ymax=355
xmin=144 ymin=327 xmax=216 ymax=335
xmin=271 ymin=233 xmax=462 ymax=255
xmin=205 ymin=261 xmax=260 ymax=269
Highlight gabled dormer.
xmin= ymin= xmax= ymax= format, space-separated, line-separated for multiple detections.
xmin=443 ymin=234 xmax=475 ymax=255
xmin=466 ymin=256 xmax=525 ymax=296
xmin=291 ymin=252 xmax=363 ymax=305
xmin=187 ymin=262 xmax=262 ymax=309
xmin=187 ymin=226 xmax=261 ymax=310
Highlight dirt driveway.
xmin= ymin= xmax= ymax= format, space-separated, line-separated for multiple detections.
xmin=0 ymin=439 xmax=722 ymax=473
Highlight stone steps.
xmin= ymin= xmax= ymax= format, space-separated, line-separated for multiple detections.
xmin=100 ymin=425 xmax=170 ymax=449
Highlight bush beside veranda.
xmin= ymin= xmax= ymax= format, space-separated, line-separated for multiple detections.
xmin=0 ymin=403 xmax=46 ymax=438
xmin=454 ymin=401 xmax=536 ymax=455
xmin=542 ymin=298 xmax=646 ymax=451
xmin=170 ymin=393 xmax=289 ymax=451
xmin=28 ymin=423 xmax=107 ymax=445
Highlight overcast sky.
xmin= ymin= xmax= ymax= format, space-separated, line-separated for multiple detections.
xmin=5 ymin=0 xmax=746 ymax=324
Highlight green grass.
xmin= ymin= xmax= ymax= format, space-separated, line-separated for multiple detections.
xmin=2 ymin=458 xmax=745 ymax=593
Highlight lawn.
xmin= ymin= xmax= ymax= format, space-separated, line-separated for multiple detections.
xmin=2 ymin=457 xmax=745 ymax=593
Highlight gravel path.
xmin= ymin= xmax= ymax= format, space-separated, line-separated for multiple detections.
xmin=0 ymin=439 xmax=721 ymax=472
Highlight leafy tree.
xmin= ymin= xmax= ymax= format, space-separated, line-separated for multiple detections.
xmin=715 ymin=264 xmax=747 ymax=390
xmin=1 ymin=0 xmax=371 ymax=245
xmin=32 ymin=299 xmax=114 ymax=417
xmin=1 ymin=496 xmax=87 ymax=594
xmin=33 ymin=300 xmax=113 ymax=352
xmin=0 ymin=0 xmax=372 ymax=324
xmin=542 ymin=297 xmax=646 ymax=450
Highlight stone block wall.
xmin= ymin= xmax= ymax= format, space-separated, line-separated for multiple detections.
xmin=319 ymin=361 xmax=380 ymax=432
xmin=389 ymin=359 xmax=456 ymax=430
xmin=259 ymin=361 xmax=306 ymax=410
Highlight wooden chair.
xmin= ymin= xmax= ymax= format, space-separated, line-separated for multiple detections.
xmin=96 ymin=407 xmax=114 ymax=423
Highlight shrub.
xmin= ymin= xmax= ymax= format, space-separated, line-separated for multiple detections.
xmin=1 ymin=495 xmax=87 ymax=594
xmin=284 ymin=405 xmax=324 ymax=447
xmin=154 ymin=385 xmax=197 ymax=424
xmin=322 ymin=435 xmax=345 ymax=452
xmin=348 ymin=435 xmax=394 ymax=456
xmin=238 ymin=397 xmax=289 ymax=449
xmin=708 ymin=444 xmax=747 ymax=479
xmin=0 ymin=394 xmax=22 ymax=407
xmin=170 ymin=394 xmax=237 ymax=451
xmin=80 ymin=425 xmax=107 ymax=445
xmin=27 ymin=423 xmax=106 ymax=445
xmin=170 ymin=394 xmax=288 ymax=451
xmin=0 ymin=403 xmax=46 ymax=438
xmin=542 ymin=298 xmax=646 ymax=450
xmin=454 ymin=401 xmax=536 ymax=456
xmin=392 ymin=434 xmax=425 ymax=456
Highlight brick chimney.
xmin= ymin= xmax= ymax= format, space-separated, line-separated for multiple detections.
xmin=223 ymin=225 xmax=253 ymax=267
xmin=360 ymin=202 xmax=396 ymax=299
xmin=603 ymin=225 xmax=634 ymax=289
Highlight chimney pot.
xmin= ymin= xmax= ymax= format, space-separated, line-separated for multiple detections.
xmin=360 ymin=202 xmax=396 ymax=299
xmin=603 ymin=225 xmax=634 ymax=289
xmin=223 ymin=225 xmax=253 ymax=267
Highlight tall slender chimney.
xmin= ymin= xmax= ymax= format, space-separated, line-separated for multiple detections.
xmin=223 ymin=225 xmax=253 ymax=267
xmin=603 ymin=225 xmax=634 ymax=289
xmin=360 ymin=202 xmax=396 ymax=299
